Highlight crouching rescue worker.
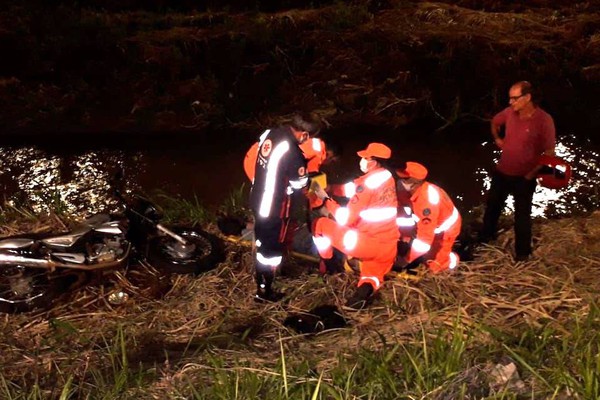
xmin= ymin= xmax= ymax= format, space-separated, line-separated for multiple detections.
xmin=311 ymin=143 xmax=399 ymax=309
xmin=249 ymin=113 xmax=321 ymax=302
xmin=395 ymin=162 xmax=461 ymax=273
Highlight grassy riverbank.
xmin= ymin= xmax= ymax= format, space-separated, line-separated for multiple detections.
xmin=0 ymin=196 xmax=599 ymax=399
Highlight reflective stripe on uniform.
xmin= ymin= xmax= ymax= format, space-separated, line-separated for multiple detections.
xmin=365 ymin=170 xmax=393 ymax=189
xmin=396 ymin=217 xmax=416 ymax=227
xmin=403 ymin=206 xmax=412 ymax=215
xmin=360 ymin=276 xmax=381 ymax=289
xmin=434 ymin=207 xmax=460 ymax=234
xmin=256 ymin=252 xmax=282 ymax=267
xmin=335 ymin=207 xmax=350 ymax=225
xmin=289 ymin=176 xmax=308 ymax=190
xmin=411 ymin=238 xmax=431 ymax=254
xmin=312 ymin=236 xmax=332 ymax=251
xmin=359 ymin=207 xmax=397 ymax=222
xmin=342 ymin=230 xmax=358 ymax=251
xmin=343 ymin=182 xmax=356 ymax=198
xmin=258 ymin=140 xmax=290 ymax=218
xmin=258 ymin=129 xmax=270 ymax=147
xmin=427 ymin=185 xmax=440 ymax=205
xmin=311 ymin=138 xmax=322 ymax=152
xmin=449 ymin=252 xmax=458 ymax=269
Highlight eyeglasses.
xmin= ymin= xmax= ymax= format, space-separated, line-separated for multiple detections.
xmin=509 ymin=94 xmax=526 ymax=102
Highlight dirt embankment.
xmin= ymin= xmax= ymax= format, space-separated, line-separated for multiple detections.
xmin=0 ymin=0 xmax=598 ymax=135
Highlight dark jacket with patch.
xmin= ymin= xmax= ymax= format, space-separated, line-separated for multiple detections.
xmin=249 ymin=126 xmax=308 ymax=219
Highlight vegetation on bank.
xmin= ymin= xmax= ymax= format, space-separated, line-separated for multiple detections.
xmin=0 ymin=192 xmax=599 ymax=399
xmin=0 ymin=0 xmax=599 ymax=134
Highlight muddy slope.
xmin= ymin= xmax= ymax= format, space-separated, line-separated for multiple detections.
xmin=0 ymin=0 xmax=598 ymax=135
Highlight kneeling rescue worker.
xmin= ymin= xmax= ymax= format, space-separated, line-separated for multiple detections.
xmin=395 ymin=162 xmax=461 ymax=273
xmin=249 ymin=113 xmax=321 ymax=302
xmin=311 ymin=143 xmax=399 ymax=309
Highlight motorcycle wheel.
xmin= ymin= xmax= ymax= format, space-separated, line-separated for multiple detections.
xmin=146 ymin=227 xmax=225 ymax=274
xmin=0 ymin=266 xmax=57 ymax=314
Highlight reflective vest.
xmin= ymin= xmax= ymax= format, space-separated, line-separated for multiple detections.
xmin=325 ymin=168 xmax=399 ymax=239
xmin=249 ymin=127 xmax=308 ymax=219
xmin=397 ymin=181 xmax=461 ymax=262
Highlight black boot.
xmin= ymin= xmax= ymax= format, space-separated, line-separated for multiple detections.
xmin=345 ymin=283 xmax=374 ymax=310
xmin=254 ymin=271 xmax=284 ymax=303
xmin=318 ymin=258 xmax=345 ymax=275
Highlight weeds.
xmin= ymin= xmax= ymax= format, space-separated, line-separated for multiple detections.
xmin=152 ymin=190 xmax=213 ymax=226
xmin=1 ymin=176 xmax=600 ymax=399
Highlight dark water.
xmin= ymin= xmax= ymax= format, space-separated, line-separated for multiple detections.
xmin=0 ymin=123 xmax=598 ymax=219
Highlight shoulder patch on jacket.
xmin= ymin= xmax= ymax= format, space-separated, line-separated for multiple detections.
xmin=261 ymin=139 xmax=273 ymax=157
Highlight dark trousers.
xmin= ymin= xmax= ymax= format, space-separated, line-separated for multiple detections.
xmin=481 ymin=170 xmax=537 ymax=257
xmin=254 ymin=216 xmax=286 ymax=265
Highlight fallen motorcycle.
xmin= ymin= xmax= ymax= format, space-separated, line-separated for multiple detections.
xmin=0 ymin=183 xmax=225 ymax=313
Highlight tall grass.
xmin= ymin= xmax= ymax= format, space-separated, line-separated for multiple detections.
xmin=1 ymin=302 xmax=599 ymax=399
xmin=152 ymin=191 xmax=213 ymax=226
xmin=173 ymin=309 xmax=600 ymax=399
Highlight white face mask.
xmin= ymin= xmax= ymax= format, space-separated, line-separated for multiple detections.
xmin=359 ymin=158 xmax=370 ymax=173
xmin=400 ymin=180 xmax=413 ymax=191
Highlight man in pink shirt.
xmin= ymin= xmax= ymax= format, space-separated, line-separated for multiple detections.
xmin=479 ymin=81 xmax=556 ymax=261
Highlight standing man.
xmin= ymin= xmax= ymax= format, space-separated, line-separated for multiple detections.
xmin=479 ymin=81 xmax=556 ymax=261
xmin=311 ymin=143 xmax=399 ymax=309
xmin=395 ymin=162 xmax=462 ymax=273
xmin=249 ymin=113 xmax=321 ymax=302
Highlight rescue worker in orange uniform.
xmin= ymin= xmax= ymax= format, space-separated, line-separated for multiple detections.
xmin=248 ymin=113 xmax=321 ymax=302
xmin=244 ymin=136 xmax=328 ymax=181
xmin=311 ymin=143 xmax=399 ymax=309
xmin=300 ymin=137 xmax=328 ymax=174
xmin=395 ymin=162 xmax=461 ymax=273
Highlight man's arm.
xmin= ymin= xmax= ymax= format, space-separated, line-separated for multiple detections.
xmin=491 ymin=122 xmax=504 ymax=149
xmin=524 ymin=114 xmax=557 ymax=180
xmin=491 ymin=108 xmax=509 ymax=149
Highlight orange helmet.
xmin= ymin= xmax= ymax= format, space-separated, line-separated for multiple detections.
xmin=537 ymin=155 xmax=571 ymax=189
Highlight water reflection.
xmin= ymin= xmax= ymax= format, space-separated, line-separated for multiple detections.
xmin=0 ymin=147 xmax=141 ymax=216
xmin=477 ymin=135 xmax=600 ymax=218
xmin=0 ymin=133 xmax=598 ymax=220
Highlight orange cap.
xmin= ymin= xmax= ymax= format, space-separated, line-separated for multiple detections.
xmin=356 ymin=142 xmax=392 ymax=159
xmin=396 ymin=161 xmax=428 ymax=180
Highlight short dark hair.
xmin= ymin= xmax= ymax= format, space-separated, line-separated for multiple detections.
xmin=514 ymin=81 xmax=537 ymax=104
xmin=290 ymin=112 xmax=322 ymax=136
xmin=325 ymin=140 xmax=342 ymax=158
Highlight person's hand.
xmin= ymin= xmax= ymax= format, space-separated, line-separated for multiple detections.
xmin=524 ymin=171 xmax=536 ymax=180
xmin=494 ymin=138 xmax=504 ymax=149
xmin=312 ymin=182 xmax=329 ymax=200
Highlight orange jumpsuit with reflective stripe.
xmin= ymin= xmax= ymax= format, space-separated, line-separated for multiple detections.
xmin=398 ymin=182 xmax=461 ymax=273
xmin=312 ymin=168 xmax=399 ymax=289
xmin=299 ymin=138 xmax=327 ymax=174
